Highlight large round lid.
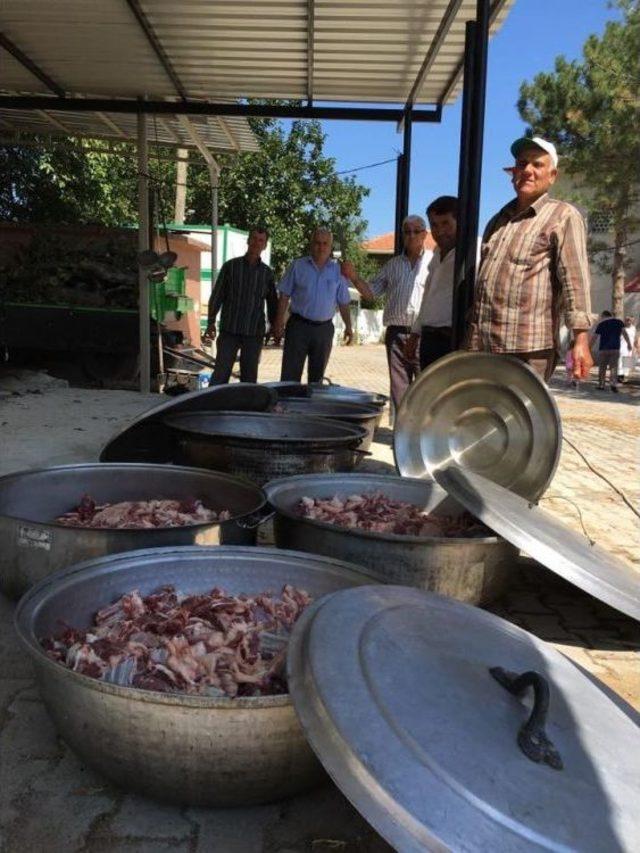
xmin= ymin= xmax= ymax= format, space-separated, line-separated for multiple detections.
xmin=437 ymin=465 xmax=640 ymax=622
xmin=393 ymin=352 xmax=561 ymax=500
xmin=288 ymin=585 xmax=640 ymax=852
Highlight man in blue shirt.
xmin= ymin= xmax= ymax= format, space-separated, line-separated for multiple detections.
xmin=592 ymin=310 xmax=632 ymax=392
xmin=273 ymin=227 xmax=354 ymax=383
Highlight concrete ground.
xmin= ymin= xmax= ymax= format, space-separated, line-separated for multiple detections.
xmin=0 ymin=347 xmax=639 ymax=852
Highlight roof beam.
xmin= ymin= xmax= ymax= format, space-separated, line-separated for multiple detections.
xmin=215 ymin=116 xmax=239 ymax=151
xmin=157 ymin=116 xmax=182 ymax=143
xmin=399 ymin=0 xmax=464 ymax=130
xmin=94 ymin=111 xmax=127 ymax=138
xmin=178 ymin=115 xmax=219 ymax=174
xmin=35 ymin=109 xmax=72 ymax=133
xmin=0 ymin=96 xmax=442 ymax=124
xmin=440 ymin=0 xmax=508 ymax=105
xmin=0 ymin=31 xmax=66 ymax=98
xmin=307 ymin=0 xmax=315 ymax=104
xmin=123 ymin=0 xmax=188 ymax=100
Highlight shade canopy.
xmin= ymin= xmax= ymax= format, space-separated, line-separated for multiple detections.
xmin=1 ymin=0 xmax=514 ymax=144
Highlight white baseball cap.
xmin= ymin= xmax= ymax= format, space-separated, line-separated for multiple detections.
xmin=510 ymin=136 xmax=558 ymax=168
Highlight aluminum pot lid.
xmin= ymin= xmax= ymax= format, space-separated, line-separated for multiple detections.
xmin=436 ymin=466 xmax=640 ymax=622
xmin=393 ymin=352 xmax=561 ymax=501
xmin=287 ymin=585 xmax=640 ymax=853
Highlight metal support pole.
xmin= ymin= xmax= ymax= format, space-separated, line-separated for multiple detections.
xmin=394 ymin=154 xmax=405 ymax=256
xmin=400 ymin=108 xmax=413 ymax=224
xmin=452 ymin=0 xmax=490 ymax=349
xmin=208 ymin=162 xmax=219 ymax=297
xmin=137 ymin=111 xmax=151 ymax=393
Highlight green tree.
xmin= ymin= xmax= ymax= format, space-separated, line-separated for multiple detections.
xmin=0 ymin=115 xmax=371 ymax=280
xmin=517 ymin=0 xmax=640 ymax=315
xmin=186 ymin=116 xmax=370 ymax=276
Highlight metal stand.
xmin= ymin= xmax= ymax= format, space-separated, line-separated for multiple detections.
xmin=137 ymin=110 xmax=151 ymax=393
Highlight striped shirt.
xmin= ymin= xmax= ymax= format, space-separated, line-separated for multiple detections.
xmin=467 ymin=194 xmax=592 ymax=353
xmin=371 ymin=250 xmax=433 ymax=327
xmin=208 ymin=255 xmax=277 ymax=336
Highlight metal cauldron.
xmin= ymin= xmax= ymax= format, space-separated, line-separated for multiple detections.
xmin=265 ymin=473 xmax=518 ymax=605
xmin=272 ymin=397 xmax=379 ymax=452
xmin=14 ymin=546 xmax=373 ymax=806
xmin=0 ymin=464 xmax=267 ymax=599
xmin=164 ymin=412 xmax=368 ymax=486
xmin=309 ymin=380 xmax=387 ymax=409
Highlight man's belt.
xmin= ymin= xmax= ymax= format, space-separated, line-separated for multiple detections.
xmin=291 ymin=313 xmax=332 ymax=327
xmin=422 ymin=325 xmax=452 ymax=336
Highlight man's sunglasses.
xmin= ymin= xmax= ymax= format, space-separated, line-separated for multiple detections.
xmin=403 ymin=229 xmax=425 ymax=235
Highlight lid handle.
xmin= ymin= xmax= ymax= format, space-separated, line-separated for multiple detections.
xmin=489 ymin=667 xmax=564 ymax=771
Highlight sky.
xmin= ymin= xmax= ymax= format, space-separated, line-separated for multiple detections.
xmin=312 ymin=0 xmax=621 ymax=238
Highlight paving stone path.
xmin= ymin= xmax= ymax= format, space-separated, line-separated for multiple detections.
xmin=0 ymin=346 xmax=637 ymax=851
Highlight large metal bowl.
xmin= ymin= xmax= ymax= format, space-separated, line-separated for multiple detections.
xmin=15 ymin=546 xmax=374 ymax=806
xmin=0 ymin=463 xmax=266 ymax=599
xmin=100 ymin=383 xmax=276 ymax=463
xmin=164 ymin=412 xmax=368 ymax=485
xmin=394 ymin=351 xmax=562 ymax=500
xmin=265 ymin=473 xmax=518 ymax=605
xmin=309 ymin=380 xmax=388 ymax=407
xmin=273 ymin=397 xmax=380 ymax=452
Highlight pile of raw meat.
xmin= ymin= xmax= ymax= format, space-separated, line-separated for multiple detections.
xmin=41 ymin=584 xmax=312 ymax=698
xmin=55 ymin=495 xmax=229 ymax=529
xmin=297 ymin=493 xmax=489 ymax=537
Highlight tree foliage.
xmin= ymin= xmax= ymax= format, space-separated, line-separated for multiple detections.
xmin=0 ymin=113 xmax=371 ymax=279
xmin=186 ymin=116 xmax=369 ymax=276
xmin=517 ymin=0 xmax=640 ymax=314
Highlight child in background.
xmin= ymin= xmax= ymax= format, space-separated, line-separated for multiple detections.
xmin=565 ymin=341 xmax=579 ymax=389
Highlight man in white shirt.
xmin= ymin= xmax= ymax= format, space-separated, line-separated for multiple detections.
xmin=342 ymin=215 xmax=433 ymax=411
xmin=405 ymin=196 xmax=458 ymax=370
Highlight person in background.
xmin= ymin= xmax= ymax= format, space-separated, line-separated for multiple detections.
xmin=205 ymin=227 xmax=276 ymax=384
xmin=341 ymin=215 xmax=433 ymax=412
xmin=617 ymin=316 xmax=637 ymax=383
xmin=272 ymin=227 xmax=353 ymax=383
xmin=404 ymin=196 xmax=458 ymax=370
xmin=591 ymin=310 xmax=631 ymax=392
xmin=466 ymin=136 xmax=593 ymax=383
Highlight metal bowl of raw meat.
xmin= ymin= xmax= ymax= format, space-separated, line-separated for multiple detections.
xmin=265 ymin=473 xmax=518 ymax=605
xmin=0 ymin=463 xmax=267 ymax=599
xmin=14 ymin=546 xmax=373 ymax=806
xmin=164 ymin=412 xmax=368 ymax=486
xmin=272 ymin=397 xmax=380 ymax=452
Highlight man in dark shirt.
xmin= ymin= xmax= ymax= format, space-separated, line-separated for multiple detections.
xmin=205 ymin=227 xmax=277 ymax=383
xmin=592 ymin=310 xmax=632 ymax=393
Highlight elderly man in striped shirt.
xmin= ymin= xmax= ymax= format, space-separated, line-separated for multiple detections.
xmin=342 ymin=215 xmax=433 ymax=411
xmin=205 ymin=227 xmax=277 ymax=384
xmin=467 ymin=136 xmax=593 ymax=382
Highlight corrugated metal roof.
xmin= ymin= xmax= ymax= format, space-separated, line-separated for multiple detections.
xmin=0 ymin=1 xmax=514 ymax=147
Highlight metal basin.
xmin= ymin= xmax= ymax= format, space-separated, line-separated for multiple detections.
xmin=263 ymin=381 xmax=312 ymax=399
xmin=273 ymin=397 xmax=379 ymax=452
xmin=14 ymin=546 xmax=373 ymax=806
xmin=100 ymin=383 xmax=276 ymax=463
xmin=0 ymin=464 xmax=266 ymax=599
xmin=164 ymin=412 xmax=368 ymax=486
xmin=309 ymin=382 xmax=388 ymax=410
xmin=265 ymin=473 xmax=518 ymax=605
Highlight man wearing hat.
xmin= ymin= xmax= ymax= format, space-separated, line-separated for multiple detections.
xmin=467 ymin=136 xmax=593 ymax=382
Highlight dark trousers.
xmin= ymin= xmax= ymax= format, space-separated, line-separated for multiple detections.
xmin=513 ymin=349 xmax=558 ymax=383
xmin=213 ymin=331 xmax=263 ymax=383
xmin=385 ymin=325 xmax=420 ymax=411
xmin=419 ymin=326 xmax=453 ymax=371
xmin=280 ymin=314 xmax=334 ymax=383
